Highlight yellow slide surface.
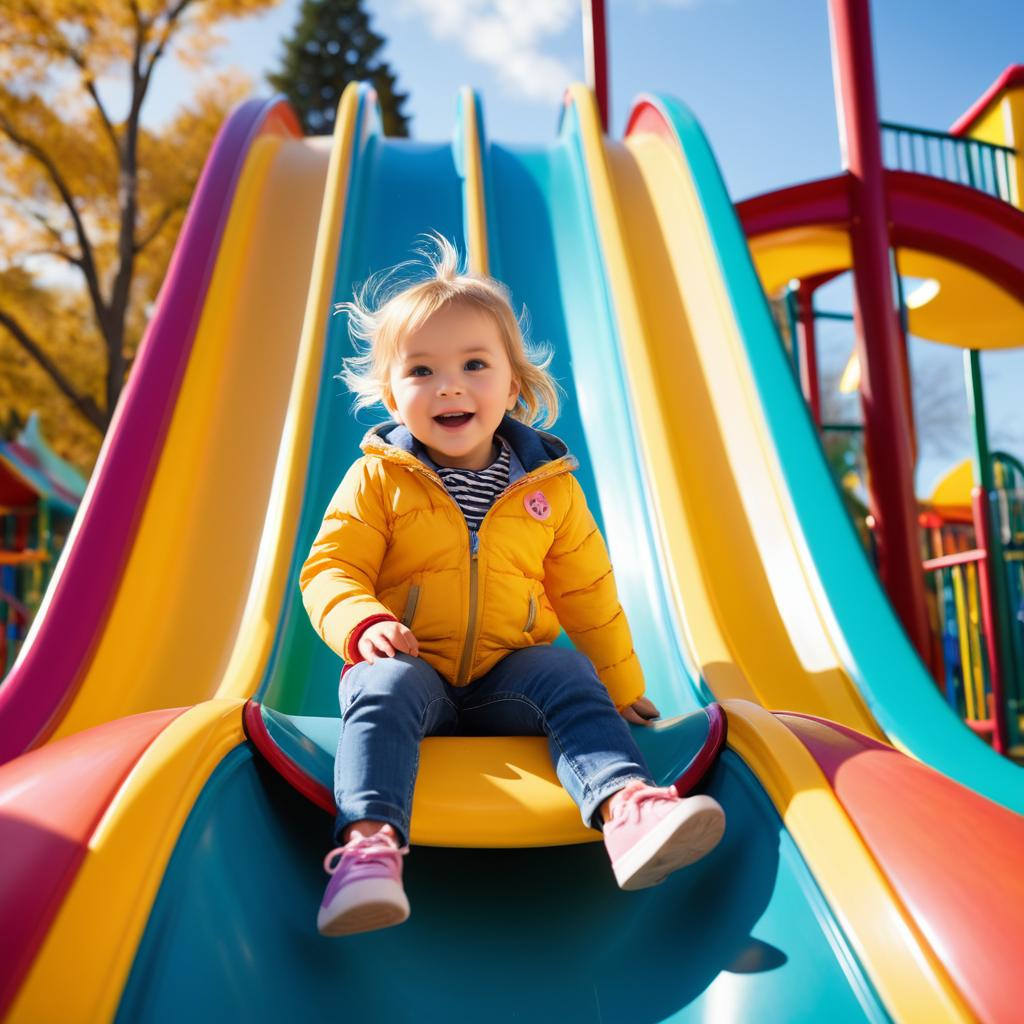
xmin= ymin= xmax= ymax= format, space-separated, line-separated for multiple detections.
xmin=50 ymin=133 xmax=332 ymax=741
xmin=581 ymin=90 xmax=1022 ymax=814
xmin=574 ymin=93 xmax=883 ymax=735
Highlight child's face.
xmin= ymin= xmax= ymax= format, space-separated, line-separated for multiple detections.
xmin=388 ymin=303 xmax=520 ymax=471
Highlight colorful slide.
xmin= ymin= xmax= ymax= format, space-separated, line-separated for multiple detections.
xmin=602 ymin=95 xmax=1024 ymax=811
xmin=0 ymin=98 xmax=330 ymax=760
xmin=1 ymin=83 xmax=1020 ymax=1022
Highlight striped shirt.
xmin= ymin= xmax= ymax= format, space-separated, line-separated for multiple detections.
xmin=436 ymin=439 xmax=512 ymax=532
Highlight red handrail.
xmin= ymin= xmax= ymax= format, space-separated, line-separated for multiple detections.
xmin=922 ymin=549 xmax=986 ymax=572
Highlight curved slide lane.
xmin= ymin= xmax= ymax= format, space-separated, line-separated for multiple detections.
xmin=0 ymin=98 xmax=329 ymax=760
xmin=604 ymin=92 xmax=1024 ymax=811
xmin=2 ymin=83 xmax=1019 ymax=1023
xmin=11 ymin=85 xmax=893 ymax=1024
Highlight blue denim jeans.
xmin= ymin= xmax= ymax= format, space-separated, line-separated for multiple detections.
xmin=333 ymin=645 xmax=653 ymax=846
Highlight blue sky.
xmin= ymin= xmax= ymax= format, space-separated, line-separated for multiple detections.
xmin=157 ymin=0 xmax=1024 ymax=201
xmin=137 ymin=0 xmax=1024 ymax=491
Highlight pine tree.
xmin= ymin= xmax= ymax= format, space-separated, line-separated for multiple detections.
xmin=268 ymin=0 xmax=411 ymax=137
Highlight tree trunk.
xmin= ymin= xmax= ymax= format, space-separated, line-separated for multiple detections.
xmin=0 ymin=309 xmax=106 ymax=432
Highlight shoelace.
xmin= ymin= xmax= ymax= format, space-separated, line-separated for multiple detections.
xmin=612 ymin=783 xmax=680 ymax=826
xmin=323 ymin=832 xmax=410 ymax=875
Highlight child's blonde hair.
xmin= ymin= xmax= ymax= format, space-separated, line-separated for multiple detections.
xmin=335 ymin=233 xmax=560 ymax=428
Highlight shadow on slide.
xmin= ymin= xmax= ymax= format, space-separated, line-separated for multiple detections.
xmin=116 ymin=748 xmax=880 ymax=1023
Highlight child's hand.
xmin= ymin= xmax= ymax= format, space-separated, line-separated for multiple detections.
xmin=358 ymin=621 xmax=420 ymax=663
xmin=620 ymin=695 xmax=660 ymax=726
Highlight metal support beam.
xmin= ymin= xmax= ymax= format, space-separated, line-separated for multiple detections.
xmin=965 ymin=350 xmax=1015 ymax=752
xmin=795 ymin=281 xmax=822 ymax=427
xmin=827 ymin=0 xmax=932 ymax=663
xmin=581 ymin=0 xmax=609 ymax=132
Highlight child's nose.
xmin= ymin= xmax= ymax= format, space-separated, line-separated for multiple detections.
xmin=436 ymin=377 xmax=464 ymax=396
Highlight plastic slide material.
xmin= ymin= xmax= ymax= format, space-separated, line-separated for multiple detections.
xmin=0 ymin=99 xmax=330 ymax=759
xmin=9 ymin=84 xmax=897 ymax=1023
xmin=605 ymin=93 xmax=1024 ymax=811
xmin=2 ymin=82 xmax=1016 ymax=1022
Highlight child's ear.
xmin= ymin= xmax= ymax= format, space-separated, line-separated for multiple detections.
xmin=383 ymin=389 xmax=402 ymax=422
xmin=507 ymin=377 xmax=521 ymax=411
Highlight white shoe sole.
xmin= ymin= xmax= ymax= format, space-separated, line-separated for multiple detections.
xmin=612 ymin=795 xmax=726 ymax=891
xmin=317 ymin=878 xmax=410 ymax=937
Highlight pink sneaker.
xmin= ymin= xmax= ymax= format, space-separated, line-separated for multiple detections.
xmin=317 ymin=828 xmax=410 ymax=937
xmin=604 ymin=782 xmax=726 ymax=891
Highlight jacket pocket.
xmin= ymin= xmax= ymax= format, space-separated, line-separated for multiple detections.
xmin=523 ymin=593 xmax=537 ymax=633
xmin=401 ymin=583 xmax=421 ymax=629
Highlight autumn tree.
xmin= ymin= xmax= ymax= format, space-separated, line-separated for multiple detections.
xmin=0 ymin=1 xmax=277 ymax=473
xmin=268 ymin=0 xmax=410 ymax=136
xmin=0 ymin=269 xmax=103 ymax=471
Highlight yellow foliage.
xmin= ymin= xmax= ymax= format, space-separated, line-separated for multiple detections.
xmin=0 ymin=2 xmax=279 ymax=78
xmin=0 ymin=1 xmax=277 ymax=470
xmin=0 ymin=269 xmax=105 ymax=474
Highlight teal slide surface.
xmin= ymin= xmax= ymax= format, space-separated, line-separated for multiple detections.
xmin=113 ymin=91 xmax=889 ymax=1021
xmin=117 ymin=749 xmax=883 ymax=1022
xmin=649 ymin=93 xmax=1023 ymax=810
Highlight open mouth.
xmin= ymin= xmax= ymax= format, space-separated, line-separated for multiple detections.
xmin=433 ymin=412 xmax=474 ymax=428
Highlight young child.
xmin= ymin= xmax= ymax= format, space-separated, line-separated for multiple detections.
xmin=299 ymin=235 xmax=726 ymax=938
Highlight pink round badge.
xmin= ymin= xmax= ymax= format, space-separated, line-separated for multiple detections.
xmin=524 ymin=490 xmax=551 ymax=521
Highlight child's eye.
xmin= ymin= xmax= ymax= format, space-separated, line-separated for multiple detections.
xmin=465 ymin=358 xmax=487 ymax=371
xmin=408 ymin=365 xmax=432 ymax=377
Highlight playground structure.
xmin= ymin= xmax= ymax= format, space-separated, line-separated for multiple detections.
xmin=0 ymin=413 xmax=85 ymax=674
xmin=738 ymin=64 xmax=1024 ymax=757
xmin=915 ymin=455 xmax=1024 ymax=742
xmin=0 ymin=1 xmax=1022 ymax=1021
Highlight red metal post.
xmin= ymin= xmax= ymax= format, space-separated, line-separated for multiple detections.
xmin=795 ymin=281 xmax=822 ymax=427
xmin=970 ymin=487 xmax=1011 ymax=753
xmin=827 ymin=0 xmax=932 ymax=663
xmin=581 ymin=0 xmax=609 ymax=132
xmin=891 ymin=256 xmax=919 ymax=466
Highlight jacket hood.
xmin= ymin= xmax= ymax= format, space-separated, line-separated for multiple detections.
xmin=361 ymin=415 xmax=576 ymax=475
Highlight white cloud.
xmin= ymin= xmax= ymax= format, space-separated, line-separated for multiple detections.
xmin=398 ymin=0 xmax=578 ymax=102
xmin=397 ymin=1 xmax=711 ymax=103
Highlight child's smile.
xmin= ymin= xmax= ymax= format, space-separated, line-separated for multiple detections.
xmin=388 ymin=304 xmax=520 ymax=471
xmin=433 ymin=410 xmax=475 ymax=429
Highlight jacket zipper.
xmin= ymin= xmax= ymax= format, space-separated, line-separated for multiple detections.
xmin=524 ymin=593 xmax=537 ymax=633
xmin=452 ymin=467 xmax=569 ymax=684
xmin=369 ymin=448 xmax=574 ymax=685
xmin=455 ymin=534 xmax=480 ymax=685
xmin=401 ymin=583 xmax=420 ymax=628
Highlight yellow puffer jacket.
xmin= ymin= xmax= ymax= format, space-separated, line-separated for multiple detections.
xmin=299 ymin=417 xmax=645 ymax=709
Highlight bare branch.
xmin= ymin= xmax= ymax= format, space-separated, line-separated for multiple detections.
xmin=28 ymin=213 xmax=67 ymax=248
xmin=20 ymin=203 xmax=73 ymax=251
xmin=22 ymin=246 xmax=81 ymax=266
xmin=128 ymin=0 xmax=144 ymax=33
xmin=0 ymin=188 xmax=80 ymax=267
xmin=133 ymin=200 xmax=188 ymax=254
xmin=0 ymin=307 xmax=105 ymax=432
xmin=20 ymin=1 xmax=119 ymax=154
xmin=79 ymin=76 xmax=120 ymax=156
xmin=96 ymin=0 xmax=179 ymax=414
xmin=139 ymin=0 xmax=197 ymax=93
xmin=0 ymin=113 xmax=109 ymax=331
